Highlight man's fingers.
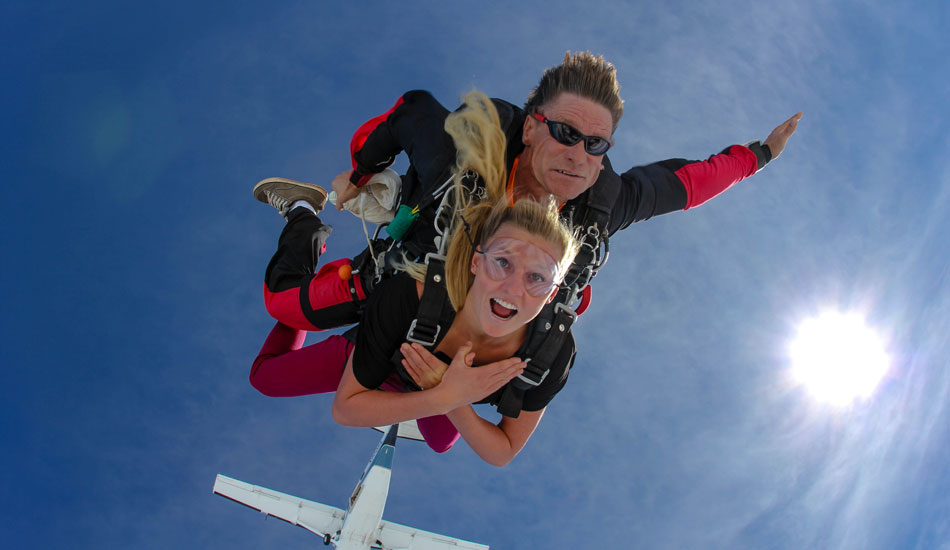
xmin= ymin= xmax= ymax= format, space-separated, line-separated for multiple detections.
xmin=770 ymin=112 xmax=801 ymax=136
xmin=764 ymin=112 xmax=802 ymax=159
xmin=780 ymin=112 xmax=802 ymax=136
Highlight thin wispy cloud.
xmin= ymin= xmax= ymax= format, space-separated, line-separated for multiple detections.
xmin=4 ymin=1 xmax=948 ymax=548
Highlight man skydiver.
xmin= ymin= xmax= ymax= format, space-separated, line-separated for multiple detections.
xmin=253 ymin=51 xmax=800 ymax=405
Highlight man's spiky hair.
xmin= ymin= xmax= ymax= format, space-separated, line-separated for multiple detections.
xmin=524 ymin=51 xmax=623 ymax=131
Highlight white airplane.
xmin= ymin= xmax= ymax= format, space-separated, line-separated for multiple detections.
xmin=213 ymin=423 xmax=489 ymax=549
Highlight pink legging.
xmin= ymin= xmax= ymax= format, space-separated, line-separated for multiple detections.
xmin=250 ymin=322 xmax=460 ymax=453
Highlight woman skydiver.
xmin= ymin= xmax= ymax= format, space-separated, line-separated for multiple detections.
xmin=249 ymin=92 xmax=579 ymax=466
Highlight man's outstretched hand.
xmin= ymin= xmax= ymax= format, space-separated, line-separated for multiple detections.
xmin=763 ymin=112 xmax=802 ymax=159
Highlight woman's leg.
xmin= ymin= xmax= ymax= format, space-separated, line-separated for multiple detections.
xmin=416 ymin=414 xmax=461 ymax=453
xmin=249 ymin=322 xmax=354 ymax=397
xmin=251 ymin=321 xmax=460 ymax=453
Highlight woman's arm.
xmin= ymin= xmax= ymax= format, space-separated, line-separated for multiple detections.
xmin=332 ymin=344 xmax=524 ymax=428
xmin=401 ymin=343 xmax=543 ymax=466
xmin=446 ymin=405 xmax=544 ymax=467
xmin=332 ymin=352 xmax=454 ymax=427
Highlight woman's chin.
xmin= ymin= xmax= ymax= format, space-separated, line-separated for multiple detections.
xmin=480 ymin=312 xmax=526 ymax=338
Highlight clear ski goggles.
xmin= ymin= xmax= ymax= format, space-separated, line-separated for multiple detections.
xmin=531 ymin=113 xmax=612 ymax=156
xmin=475 ymin=237 xmax=563 ymax=297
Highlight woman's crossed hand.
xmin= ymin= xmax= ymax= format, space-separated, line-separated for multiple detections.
xmin=401 ymin=342 xmax=525 ymax=409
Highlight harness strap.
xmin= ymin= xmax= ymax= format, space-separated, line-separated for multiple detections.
xmin=496 ymin=385 xmax=526 ymax=418
xmin=389 ymin=255 xmax=450 ymax=392
xmin=494 ymin=175 xmax=618 ymax=416
xmin=298 ymin=274 xmax=321 ymax=326
xmin=531 ymin=302 xmax=577 ymax=374
xmin=494 ymin=290 xmax=578 ymax=418
xmin=405 ymin=254 xmax=448 ymax=347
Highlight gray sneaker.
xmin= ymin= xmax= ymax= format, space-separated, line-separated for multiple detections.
xmin=253 ymin=177 xmax=329 ymax=217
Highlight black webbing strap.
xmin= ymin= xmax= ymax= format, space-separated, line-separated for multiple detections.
xmin=495 ymin=294 xmax=579 ymax=417
xmin=494 ymin=175 xmax=617 ymax=417
xmin=405 ymin=254 xmax=448 ymax=347
xmin=297 ymin=274 xmax=364 ymax=330
xmin=496 ymin=384 xmax=526 ymax=418
xmin=390 ymin=255 xmax=449 ymax=392
xmin=529 ymin=301 xmax=577 ymax=375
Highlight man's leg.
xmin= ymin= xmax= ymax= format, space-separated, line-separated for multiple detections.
xmin=256 ymin=178 xmax=368 ymax=331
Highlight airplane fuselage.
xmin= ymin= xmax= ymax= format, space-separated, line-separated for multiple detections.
xmin=333 ymin=432 xmax=395 ymax=548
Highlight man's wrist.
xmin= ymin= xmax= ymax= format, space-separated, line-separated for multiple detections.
xmin=744 ymin=140 xmax=773 ymax=171
xmin=349 ymin=170 xmax=374 ymax=188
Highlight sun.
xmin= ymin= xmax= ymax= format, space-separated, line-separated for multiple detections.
xmin=788 ymin=311 xmax=890 ymax=406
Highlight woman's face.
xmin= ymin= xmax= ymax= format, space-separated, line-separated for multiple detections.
xmin=465 ymin=222 xmax=564 ymax=338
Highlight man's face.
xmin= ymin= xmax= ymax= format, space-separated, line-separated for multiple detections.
xmin=522 ymin=93 xmax=614 ymax=202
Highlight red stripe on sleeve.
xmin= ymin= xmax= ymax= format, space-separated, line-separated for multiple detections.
xmin=679 ymin=145 xmax=758 ymax=210
xmin=349 ymin=97 xmax=405 ymax=186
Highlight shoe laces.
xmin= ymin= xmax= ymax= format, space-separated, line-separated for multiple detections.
xmin=264 ymin=190 xmax=291 ymax=216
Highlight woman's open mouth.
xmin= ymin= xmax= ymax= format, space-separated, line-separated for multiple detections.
xmin=490 ymin=298 xmax=518 ymax=320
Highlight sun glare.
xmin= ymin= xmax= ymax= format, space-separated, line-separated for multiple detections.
xmin=788 ymin=311 xmax=890 ymax=406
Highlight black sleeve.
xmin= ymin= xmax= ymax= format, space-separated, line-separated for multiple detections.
xmin=351 ymin=90 xmax=457 ymax=201
xmin=520 ymin=332 xmax=576 ymax=411
xmin=606 ymin=144 xmax=762 ymax=235
xmin=351 ymin=274 xmax=418 ymax=389
xmin=606 ymin=156 xmax=689 ymax=235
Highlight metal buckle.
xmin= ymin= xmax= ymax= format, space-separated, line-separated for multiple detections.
xmin=423 ymin=252 xmax=446 ymax=266
xmin=516 ymin=371 xmax=548 ymax=387
xmin=517 ymin=358 xmax=548 ymax=387
xmin=431 ymin=176 xmax=456 ymax=240
xmin=405 ymin=319 xmax=440 ymax=347
xmin=554 ymin=301 xmax=578 ymax=323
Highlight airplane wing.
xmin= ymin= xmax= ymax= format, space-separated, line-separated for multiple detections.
xmin=213 ymin=474 xmax=344 ymax=539
xmin=373 ymin=420 xmax=426 ymax=442
xmin=377 ymin=520 xmax=489 ymax=550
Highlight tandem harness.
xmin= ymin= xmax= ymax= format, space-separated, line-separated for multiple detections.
xmin=385 ymin=167 xmax=619 ymax=417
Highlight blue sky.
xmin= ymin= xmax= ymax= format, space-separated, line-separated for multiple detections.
xmin=4 ymin=1 xmax=949 ymax=548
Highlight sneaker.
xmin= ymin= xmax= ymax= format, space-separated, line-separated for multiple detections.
xmin=253 ymin=177 xmax=329 ymax=217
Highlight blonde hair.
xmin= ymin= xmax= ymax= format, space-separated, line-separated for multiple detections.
xmin=443 ymin=197 xmax=579 ymax=310
xmin=524 ymin=51 xmax=623 ymax=131
xmin=435 ymin=91 xmax=579 ymax=310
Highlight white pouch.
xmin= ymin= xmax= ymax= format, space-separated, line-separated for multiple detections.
xmin=329 ymin=168 xmax=401 ymax=224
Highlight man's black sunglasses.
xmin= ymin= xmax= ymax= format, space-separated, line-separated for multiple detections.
xmin=532 ymin=113 xmax=611 ymax=156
